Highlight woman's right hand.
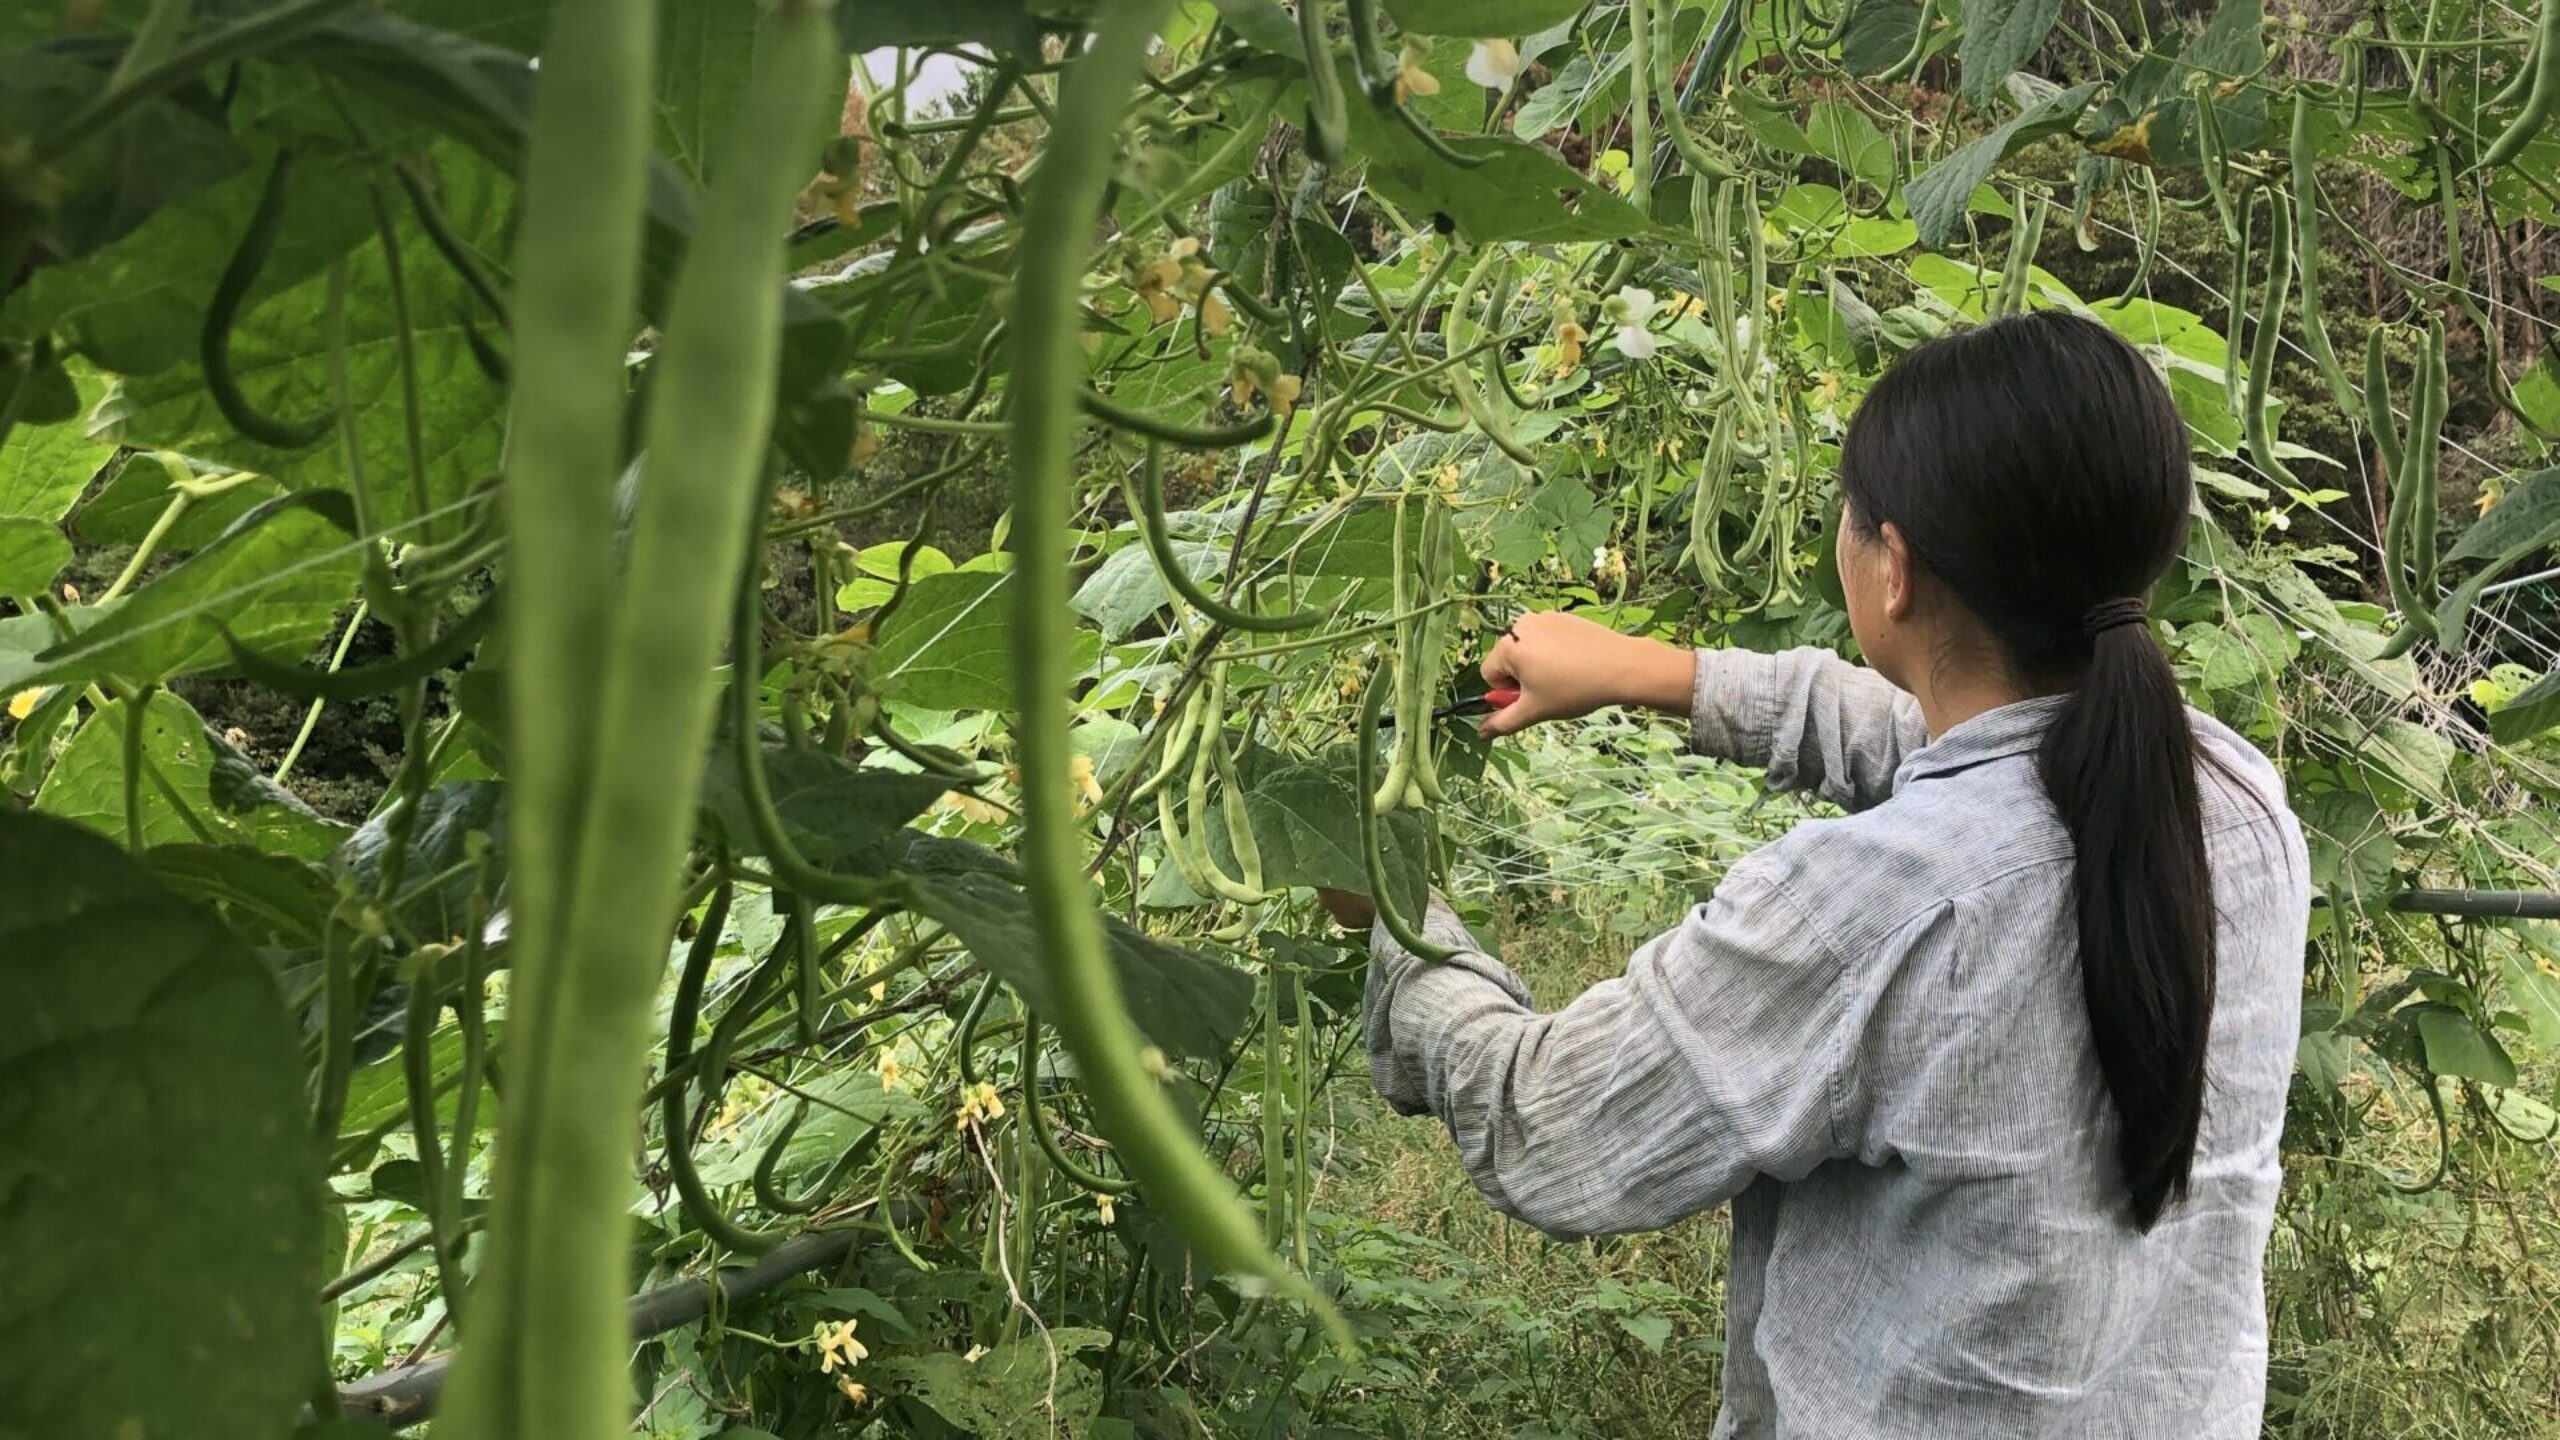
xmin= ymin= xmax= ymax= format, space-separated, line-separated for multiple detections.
xmin=1476 ymin=611 xmax=1696 ymax=738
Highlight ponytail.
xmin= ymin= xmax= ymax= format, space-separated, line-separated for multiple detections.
xmin=2039 ymin=610 xmax=2215 ymax=1230
xmin=1836 ymin=310 xmax=2215 ymax=1230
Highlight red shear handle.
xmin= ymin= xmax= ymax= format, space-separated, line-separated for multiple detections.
xmin=1483 ymin=687 xmax=1521 ymax=710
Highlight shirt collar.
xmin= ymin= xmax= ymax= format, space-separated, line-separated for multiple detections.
xmin=1892 ymin=694 xmax=2071 ymax=791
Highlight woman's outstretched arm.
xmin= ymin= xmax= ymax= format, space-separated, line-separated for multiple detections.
xmin=1362 ymin=862 xmax=1856 ymax=1238
xmin=1479 ymin=612 xmax=1925 ymax=811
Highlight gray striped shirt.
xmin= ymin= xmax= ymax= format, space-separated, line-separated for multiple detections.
xmin=1365 ymin=646 xmax=2308 ymax=1438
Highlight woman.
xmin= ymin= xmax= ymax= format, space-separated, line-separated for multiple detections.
xmin=1319 ymin=312 xmax=2309 ymax=1437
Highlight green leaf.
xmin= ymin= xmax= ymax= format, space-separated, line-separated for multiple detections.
xmin=2415 ymin=1006 xmax=2518 ymax=1087
xmin=1838 ymin=0 xmax=1923 ymax=76
xmin=0 ymin=809 xmax=324 ymax=1440
xmin=867 ymin=1329 xmax=1111 ymax=1435
xmin=2434 ymin=468 xmax=2560 ymax=648
xmin=28 ymin=491 xmax=364 ymax=692
xmin=1513 ymin=50 xmax=1625 ymax=142
xmin=1071 ymin=533 xmax=1227 ymax=641
xmin=97 ymin=148 xmax=511 ymax=532
xmin=875 ymin=570 xmax=1099 ymax=711
xmin=656 ymin=0 xmax=767 ymax=183
xmin=1960 ymin=0 xmax=2065 ymax=108
xmin=1615 ymin=1310 xmax=1675 ymax=1354
xmin=2488 ymin=666 xmax=2560 ymax=744
xmin=1237 ymin=761 xmax=1431 ymax=919
xmin=1483 ymin=473 xmax=1608 ymax=576
xmin=1383 ymin=0 xmax=1589 ymax=34
xmin=1343 ymin=110 xmax=1656 ymax=246
xmin=2180 ymin=0 xmax=2269 ymax=83
xmin=2504 ymin=948 xmax=2560 ymax=1051
xmin=331 ymin=782 xmax=504 ymax=941
xmin=2298 ymin=789 xmax=2395 ymax=904
xmin=903 ymin=869 xmax=1254 ymax=1060
xmin=36 ymin=691 xmax=346 ymax=859
xmin=146 ymin=843 xmax=336 ymax=949
xmin=699 ymin=745 xmax=951 ymax=868
xmin=0 ymin=516 xmax=71 ymax=594
xmin=73 ymin=455 xmax=286 ymax=551
xmin=0 ymin=362 xmax=116 ymax=522
xmin=1905 ymin=83 xmax=2097 ymax=248
xmin=2446 ymin=468 xmax=2560 ymax=566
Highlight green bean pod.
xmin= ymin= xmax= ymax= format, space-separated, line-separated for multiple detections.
xmin=660 ymin=877 xmax=789 ymax=1255
xmin=1358 ymin=666 xmax=1457 ymax=963
xmin=440 ymin=3 xmax=839 ymax=1431
xmin=1128 ymin=443 xmax=1321 ymax=631
xmin=203 ymin=150 xmax=332 ymax=449
xmin=2245 ymin=194 xmax=2296 ymax=488
xmin=2482 ymin=0 xmax=2560 ymax=168
xmin=2288 ymin=96 xmax=2360 ymax=422
xmin=1005 ymin=0 xmax=1330 ymax=1336
xmin=1021 ymin=1012 xmax=1136 ymax=1195
xmin=2410 ymin=319 xmax=2447 ymax=597
xmin=1298 ymin=0 xmax=1349 ymax=165
xmin=2365 ymin=324 xmax=2403 ymax=479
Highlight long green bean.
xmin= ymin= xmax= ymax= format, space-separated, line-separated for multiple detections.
xmin=1006 ymin=0 xmax=1337 ymax=1338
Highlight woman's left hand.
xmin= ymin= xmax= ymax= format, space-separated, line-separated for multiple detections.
xmin=1313 ymin=888 xmax=1376 ymax=931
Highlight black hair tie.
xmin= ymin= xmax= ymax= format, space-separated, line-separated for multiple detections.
xmin=2081 ymin=597 xmax=2150 ymax=637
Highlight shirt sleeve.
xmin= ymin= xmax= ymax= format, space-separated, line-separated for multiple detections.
xmin=1363 ymin=864 xmax=1854 ymax=1238
xmin=1688 ymin=646 xmax=1928 ymax=812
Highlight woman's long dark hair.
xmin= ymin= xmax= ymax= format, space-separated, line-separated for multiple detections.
xmin=1838 ymin=310 xmax=2211 ymax=1232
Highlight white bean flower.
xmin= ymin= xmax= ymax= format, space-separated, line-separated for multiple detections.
xmin=1465 ymin=38 xmax=1521 ymax=90
xmin=1601 ymin=286 xmax=1658 ymax=359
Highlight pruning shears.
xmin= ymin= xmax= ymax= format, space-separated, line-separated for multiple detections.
xmin=1376 ymin=686 xmax=1520 ymax=729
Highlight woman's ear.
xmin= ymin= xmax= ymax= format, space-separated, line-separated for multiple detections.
xmin=1878 ymin=521 xmax=1917 ymax=621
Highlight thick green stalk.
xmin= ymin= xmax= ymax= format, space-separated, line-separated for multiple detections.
xmin=1008 ymin=0 xmax=1341 ymax=1338
xmin=439 ymin=2 xmax=838 ymax=1434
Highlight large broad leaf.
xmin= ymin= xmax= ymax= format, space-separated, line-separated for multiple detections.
xmin=1343 ymin=107 xmax=1656 ymax=246
xmin=332 ymin=781 xmax=506 ymax=943
xmin=1239 ymin=761 xmax=1431 ymax=920
xmin=1838 ymin=0 xmax=1923 ymax=76
xmin=0 ymin=363 xmax=117 ymax=521
xmin=1070 ymin=534 xmax=1228 ymax=641
xmin=2414 ymin=1006 xmax=2518 ymax=1087
xmin=12 ymin=144 xmax=375 ymax=380
xmin=36 ymin=690 xmax=346 ymax=859
xmin=2298 ymin=788 xmax=2395 ymax=905
xmin=1905 ymin=82 xmax=2097 ymax=248
xmin=874 ymin=570 xmax=1099 ymax=711
xmin=0 ymin=809 xmax=324 ymax=1440
xmin=867 ymin=1328 xmax=1111 ymax=1436
xmin=1959 ymin=0 xmax=2065 ymax=109
xmin=96 ymin=145 xmax=510 ymax=531
xmin=699 ymin=744 xmax=952 ymax=868
xmin=2434 ymin=467 xmax=2560 ymax=647
xmin=902 ymin=868 xmax=1254 ymax=1060
xmin=72 ymin=451 xmax=284 ymax=549
xmin=27 ymin=491 xmax=364 ymax=691
xmin=286 ymin=8 xmax=853 ymax=474
xmin=1383 ymin=0 xmax=1588 ymax=34
xmin=2488 ymin=667 xmax=2560 ymax=745
xmin=0 ymin=517 xmax=72 ymax=594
